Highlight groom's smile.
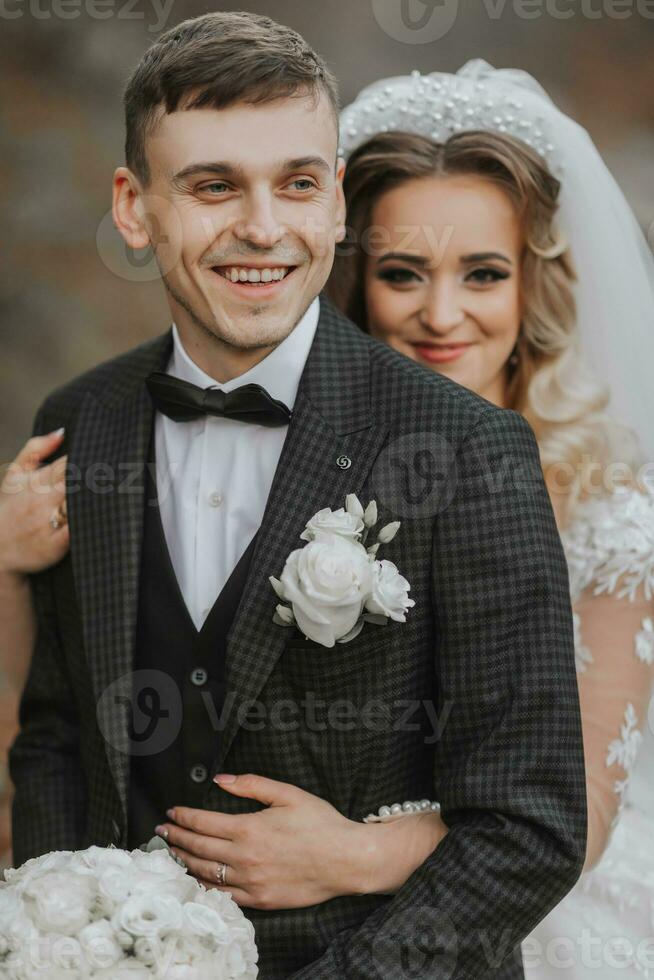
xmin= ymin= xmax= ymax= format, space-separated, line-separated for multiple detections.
xmin=113 ymin=91 xmax=346 ymax=381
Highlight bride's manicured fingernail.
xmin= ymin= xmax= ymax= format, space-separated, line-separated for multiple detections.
xmin=214 ymin=774 xmax=236 ymax=784
xmin=52 ymin=427 xmax=65 ymax=437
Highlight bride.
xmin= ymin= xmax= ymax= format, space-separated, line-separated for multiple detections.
xmin=329 ymin=60 xmax=654 ymax=978
xmin=3 ymin=60 xmax=653 ymax=979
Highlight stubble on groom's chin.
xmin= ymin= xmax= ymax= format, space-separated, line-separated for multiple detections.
xmin=162 ymin=275 xmax=298 ymax=352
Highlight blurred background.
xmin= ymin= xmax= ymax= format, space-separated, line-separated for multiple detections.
xmin=1 ymin=0 xmax=653 ymax=858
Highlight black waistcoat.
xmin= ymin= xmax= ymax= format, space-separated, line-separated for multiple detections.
xmin=127 ymin=422 xmax=258 ymax=849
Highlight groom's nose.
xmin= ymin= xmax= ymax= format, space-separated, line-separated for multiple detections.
xmin=233 ymin=190 xmax=285 ymax=248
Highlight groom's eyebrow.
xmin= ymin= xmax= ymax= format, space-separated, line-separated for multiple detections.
xmin=170 ymin=156 xmax=332 ymax=185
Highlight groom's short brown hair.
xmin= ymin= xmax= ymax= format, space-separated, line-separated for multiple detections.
xmin=123 ymin=11 xmax=340 ymax=186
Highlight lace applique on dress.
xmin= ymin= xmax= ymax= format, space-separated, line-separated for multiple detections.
xmin=562 ymin=484 xmax=654 ymax=808
xmin=606 ymin=702 xmax=643 ymax=818
xmin=635 ymin=616 xmax=654 ymax=664
xmin=561 ymin=484 xmax=654 ymax=606
xmin=573 ymin=610 xmax=594 ymax=673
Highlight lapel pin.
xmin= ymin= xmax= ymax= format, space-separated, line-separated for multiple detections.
xmin=336 ymin=455 xmax=352 ymax=470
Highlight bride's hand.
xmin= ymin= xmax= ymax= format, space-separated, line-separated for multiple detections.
xmin=0 ymin=430 xmax=69 ymax=581
xmin=157 ymin=774 xmax=448 ymax=909
xmin=157 ymin=774 xmax=371 ymax=909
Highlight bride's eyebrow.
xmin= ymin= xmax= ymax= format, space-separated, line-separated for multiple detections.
xmin=377 ymin=252 xmax=429 ymax=266
xmin=461 ymin=252 xmax=512 ymax=265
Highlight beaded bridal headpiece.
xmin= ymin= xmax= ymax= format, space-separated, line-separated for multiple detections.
xmin=339 ymin=59 xmax=562 ymax=176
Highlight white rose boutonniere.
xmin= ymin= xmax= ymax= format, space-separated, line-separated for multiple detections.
xmin=270 ymin=494 xmax=415 ymax=648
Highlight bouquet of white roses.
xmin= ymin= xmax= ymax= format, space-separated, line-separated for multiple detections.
xmin=270 ymin=493 xmax=415 ymax=648
xmin=0 ymin=841 xmax=258 ymax=979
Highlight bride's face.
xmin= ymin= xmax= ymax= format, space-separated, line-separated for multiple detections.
xmin=364 ymin=174 xmax=523 ymax=407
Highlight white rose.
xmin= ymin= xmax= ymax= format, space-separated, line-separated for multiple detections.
xmin=134 ymin=934 xmax=171 ymax=968
xmin=50 ymin=934 xmax=84 ymax=971
xmin=0 ymin=886 xmax=24 ymax=930
xmin=28 ymin=871 xmax=94 ymax=934
xmin=182 ymin=903 xmax=230 ymax=943
xmin=130 ymin=848 xmax=189 ymax=882
xmin=161 ymin=962 xmax=207 ymax=980
xmin=167 ymin=932 xmax=201 ymax=964
xmin=300 ymin=507 xmax=364 ymax=542
xmin=113 ymin=893 xmax=183 ymax=938
xmin=1 ymin=908 xmax=36 ymax=949
xmin=93 ymin=964 xmax=151 ymax=979
xmin=97 ymin=867 xmax=134 ymax=905
xmin=4 ymin=851 xmax=73 ymax=891
xmin=280 ymin=532 xmax=373 ymax=647
xmin=211 ymin=938 xmax=259 ymax=980
xmin=70 ymin=846 xmax=133 ymax=877
xmin=366 ymin=559 xmax=415 ymax=622
xmin=79 ymin=919 xmax=123 ymax=969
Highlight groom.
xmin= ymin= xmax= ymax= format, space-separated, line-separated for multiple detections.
xmin=9 ymin=12 xmax=586 ymax=979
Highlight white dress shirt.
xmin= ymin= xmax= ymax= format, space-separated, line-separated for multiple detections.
xmin=155 ymin=298 xmax=320 ymax=631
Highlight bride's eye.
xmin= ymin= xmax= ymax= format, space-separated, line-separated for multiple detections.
xmin=465 ymin=267 xmax=509 ymax=285
xmin=377 ymin=267 xmax=422 ymax=285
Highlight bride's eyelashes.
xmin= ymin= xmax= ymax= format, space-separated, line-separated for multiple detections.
xmin=465 ymin=266 xmax=510 ymax=286
xmin=376 ymin=265 xmax=510 ymax=288
xmin=376 ymin=267 xmax=423 ymax=286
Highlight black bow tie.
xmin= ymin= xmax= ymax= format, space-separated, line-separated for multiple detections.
xmin=145 ymin=372 xmax=292 ymax=427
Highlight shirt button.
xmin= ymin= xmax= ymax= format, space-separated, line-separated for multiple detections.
xmin=190 ymin=667 xmax=208 ymax=686
xmin=208 ymin=491 xmax=223 ymax=507
xmin=190 ymin=764 xmax=208 ymax=784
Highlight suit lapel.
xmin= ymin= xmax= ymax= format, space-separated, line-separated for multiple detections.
xmin=209 ymin=299 xmax=390 ymax=777
xmin=68 ymin=331 xmax=173 ymax=820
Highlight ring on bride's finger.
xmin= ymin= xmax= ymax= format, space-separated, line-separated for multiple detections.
xmin=215 ymin=862 xmax=228 ymax=886
xmin=49 ymin=502 xmax=68 ymax=530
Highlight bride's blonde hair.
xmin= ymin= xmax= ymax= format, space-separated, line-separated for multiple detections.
xmin=328 ymin=130 xmax=640 ymax=527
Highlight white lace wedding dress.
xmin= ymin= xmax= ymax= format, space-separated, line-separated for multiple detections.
xmin=523 ymin=481 xmax=654 ymax=979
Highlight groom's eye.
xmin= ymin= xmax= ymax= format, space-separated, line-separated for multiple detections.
xmin=199 ymin=181 xmax=231 ymax=195
xmin=287 ymin=178 xmax=316 ymax=192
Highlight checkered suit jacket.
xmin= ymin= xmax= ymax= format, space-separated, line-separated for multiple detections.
xmin=9 ymin=296 xmax=586 ymax=979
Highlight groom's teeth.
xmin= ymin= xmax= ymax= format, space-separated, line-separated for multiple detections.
xmin=219 ymin=266 xmax=291 ymax=282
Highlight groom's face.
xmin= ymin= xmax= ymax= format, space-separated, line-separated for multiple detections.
xmin=137 ymin=92 xmax=344 ymax=350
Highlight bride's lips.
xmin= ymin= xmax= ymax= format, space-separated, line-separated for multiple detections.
xmin=412 ymin=342 xmax=474 ymax=364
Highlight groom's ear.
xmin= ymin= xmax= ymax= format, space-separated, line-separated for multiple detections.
xmin=334 ymin=156 xmax=347 ymax=245
xmin=112 ymin=166 xmax=151 ymax=251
